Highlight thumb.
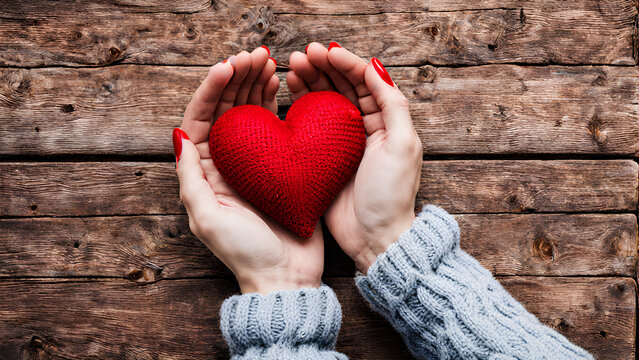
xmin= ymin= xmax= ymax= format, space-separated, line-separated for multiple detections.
xmin=172 ymin=128 xmax=218 ymax=215
xmin=364 ymin=58 xmax=415 ymax=144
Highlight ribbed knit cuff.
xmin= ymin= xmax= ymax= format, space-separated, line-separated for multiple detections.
xmin=220 ymin=285 xmax=344 ymax=359
xmin=355 ymin=205 xmax=593 ymax=359
xmin=355 ymin=205 xmax=459 ymax=313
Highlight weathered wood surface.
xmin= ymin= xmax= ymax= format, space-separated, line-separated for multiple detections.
xmin=418 ymin=160 xmax=638 ymax=213
xmin=0 ymin=214 xmax=635 ymax=279
xmin=0 ymin=0 xmax=635 ymax=67
xmin=2 ymin=65 xmax=639 ymax=156
xmin=1 ymin=160 xmax=636 ymax=217
xmin=0 ymin=277 xmax=632 ymax=359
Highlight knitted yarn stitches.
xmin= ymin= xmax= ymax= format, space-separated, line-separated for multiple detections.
xmin=356 ymin=205 xmax=593 ymax=360
xmin=220 ymin=285 xmax=347 ymax=359
xmin=209 ymin=91 xmax=366 ymax=238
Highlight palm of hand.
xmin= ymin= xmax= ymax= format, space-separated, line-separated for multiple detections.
xmin=287 ymin=44 xmax=421 ymax=272
xmin=180 ymin=48 xmax=323 ymax=294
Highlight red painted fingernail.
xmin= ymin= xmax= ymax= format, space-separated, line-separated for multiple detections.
xmin=221 ymin=59 xmax=228 ymax=63
xmin=305 ymin=43 xmax=310 ymax=53
xmin=269 ymin=57 xmax=277 ymax=66
xmin=172 ymin=128 xmax=189 ymax=167
xmin=260 ymin=45 xmax=270 ymax=55
xmin=328 ymin=41 xmax=341 ymax=51
xmin=371 ymin=58 xmax=393 ymax=87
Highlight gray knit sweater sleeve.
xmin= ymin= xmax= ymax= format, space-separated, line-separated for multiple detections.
xmin=356 ymin=205 xmax=593 ymax=360
xmin=220 ymin=284 xmax=347 ymax=359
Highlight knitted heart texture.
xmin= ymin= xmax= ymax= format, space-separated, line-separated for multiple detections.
xmin=209 ymin=91 xmax=366 ymax=238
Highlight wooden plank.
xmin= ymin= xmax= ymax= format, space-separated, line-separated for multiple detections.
xmin=402 ymin=65 xmax=639 ymax=156
xmin=0 ymin=0 xmax=629 ymax=15
xmin=0 ymin=277 xmax=632 ymax=359
xmin=2 ymin=65 xmax=639 ymax=156
xmin=418 ymin=160 xmax=638 ymax=213
xmin=0 ymin=214 xmax=635 ymax=279
xmin=1 ymin=160 xmax=635 ymax=217
xmin=0 ymin=0 xmax=635 ymax=67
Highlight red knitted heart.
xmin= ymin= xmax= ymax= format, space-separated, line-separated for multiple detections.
xmin=209 ymin=91 xmax=366 ymax=238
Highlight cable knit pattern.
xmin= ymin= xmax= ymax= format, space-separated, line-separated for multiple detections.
xmin=220 ymin=285 xmax=347 ymax=359
xmin=355 ymin=205 xmax=593 ymax=360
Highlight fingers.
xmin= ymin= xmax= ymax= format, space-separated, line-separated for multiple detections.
xmin=236 ymin=46 xmax=270 ymax=106
xmin=182 ymin=62 xmax=234 ymax=145
xmin=174 ymin=128 xmax=220 ymax=220
xmin=214 ymin=51 xmax=252 ymax=120
xmin=247 ymin=57 xmax=277 ymax=107
xmin=305 ymin=42 xmax=358 ymax=105
xmin=288 ymin=51 xmax=334 ymax=92
xmin=262 ymin=74 xmax=280 ymax=114
xmin=286 ymin=70 xmax=310 ymax=101
xmin=364 ymin=58 xmax=415 ymax=143
xmin=326 ymin=45 xmax=381 ymax=116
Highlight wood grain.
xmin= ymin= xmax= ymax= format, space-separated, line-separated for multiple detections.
xmin=0 ymin=277 xmax=632 ymax=359
xmin=0 ymin=160 xmax=636 ymax=217
xmin=2 ymin=65 xmax=639 ymax=156
xmin=402 ymin=65 xmax=639 ymax=156
xmin=0 ymin=0 xmax=635 ymax=67
xmin=0 ymin=214 xmax=635 ymax=279
xmin=418 ymin=160 xmax=638 ymax=213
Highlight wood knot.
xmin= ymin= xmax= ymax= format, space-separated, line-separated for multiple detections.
xmin=412 ymin=87 xmax=436 ymax=101
xmin=587 ymin=111 xmax=607 ymax=150
xmin=531 ymin=236 xmax=556 ymax=261
xmin=418 ymin=65 xmax=437 ymax=83
xmin=184 ymin=26 xmax=198 ymax=40
xmin=126 ymin=264 xmax=164 ymax=284
xmin=72 ymin=30 xmax=83 ymax=40
xmin=60 ymin=104 xmax=75 ymax=113
xmin=424 ymin=25 xmax=439 ymax=39
xmin=106 ymin=47 xmax=122 ymax=64
xmin=30 ymin=335 xmax=44 ymax=349
xmin=551 ymin=317 xmax=572 ymax=332
xmin=610 ymin=281 xmax=626 ymax=296
xmin=503 ymin=186 xmax=535 ymax=212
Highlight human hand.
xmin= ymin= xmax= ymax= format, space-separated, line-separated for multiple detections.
xmin=174 ymin=47 xmax=324 ymax=295
xmin=288 ymin=43 xmax=422 ymax=274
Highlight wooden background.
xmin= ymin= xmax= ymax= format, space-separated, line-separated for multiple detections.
xmin=0 ymin=0 xmax=638 ymax=358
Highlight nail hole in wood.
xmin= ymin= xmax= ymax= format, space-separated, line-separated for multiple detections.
xmin=135 ymin=171 xmax=144 ymax=176
xmin=73 ymin=240 xmax=80 ymax=248
xmin=34 ymin=126 xmax=40 ymax=132
xmin=30 ymin=204 xmax=38 ymax=211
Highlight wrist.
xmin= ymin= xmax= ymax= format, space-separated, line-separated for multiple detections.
xmin=236 ymin=270 xmax=321 ymax=295
xmin=354 ymin=212 xmax=416 ymax=274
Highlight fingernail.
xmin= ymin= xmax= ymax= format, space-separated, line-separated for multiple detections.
xmin=228 ymin=55 xmax=237 ymax=66
xmin=172 ymin=128 xmax=189 ymax=167
xmin=328 ymin=41 xmax=341 ymax=51
xmin=305 ymin=43 xmax=310 ymax=53
xmin=371 ymin=58 xmax=393 ymax=87
xmin=269 ymin=57 xmax=277 ymax=66
xmin=260 ymin=45 xmax=270 ymax=56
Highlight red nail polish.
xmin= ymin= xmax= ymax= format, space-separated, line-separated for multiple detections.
xmin=328 ymin=41 xmax=341 ymax=51
xmin=371 ymin=58 xmax=393 ymax=87
xmin=260 ymin=45 xmax=270 ymax=56
xmin=172 ymin=128 xmax=189 ymax=166
xmin=269 ymin=57 xmax=277 ymax=66
xmin=221 ymin=59 xmax=228 ymax=63
xmin=305 ymin=43 xmax=310 ymax=53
